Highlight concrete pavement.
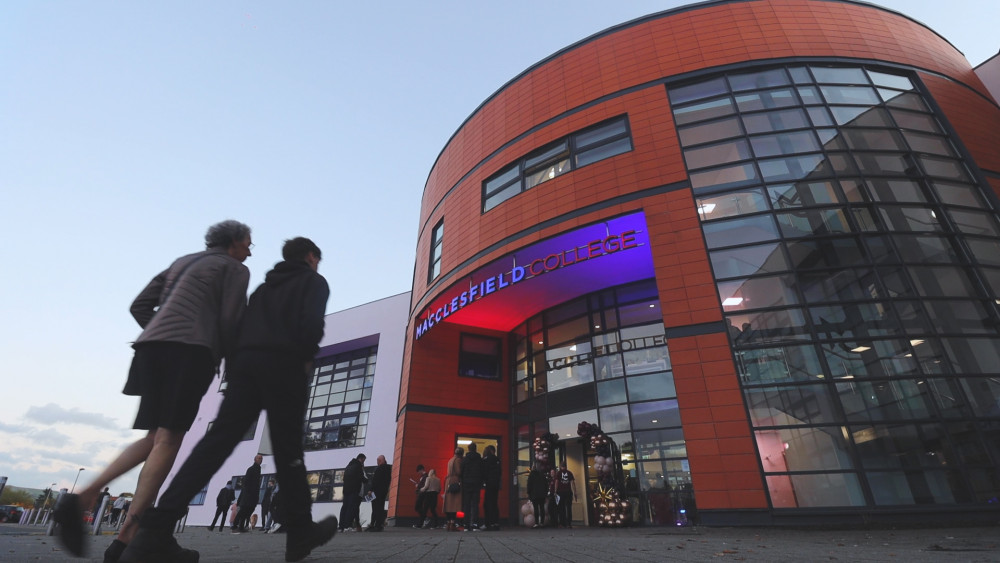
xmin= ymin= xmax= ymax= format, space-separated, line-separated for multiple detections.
xmin=1 ymin=522 xmax=998 ymax=562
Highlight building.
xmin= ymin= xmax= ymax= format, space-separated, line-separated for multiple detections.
xmin=391 ymin=0 xmax=1000 ymax=527
xmin=172 ymin=292 xmax=409 ymax=527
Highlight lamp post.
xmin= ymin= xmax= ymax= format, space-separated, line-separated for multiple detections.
xmin=70 ymin=467 xmax=84 ymax=493
xmin=33 ymin=483 xmax=57 ymax=525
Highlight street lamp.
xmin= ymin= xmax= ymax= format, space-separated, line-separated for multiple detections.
xmin=70 ymin=468 xmax=84 ymax=493
xmin=42 ymin=483 xmax=57 ymax=509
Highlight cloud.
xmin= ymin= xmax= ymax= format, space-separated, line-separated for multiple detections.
xmin=0 ymin=421 xmax=33 ymax=434
xmin=24 ymin=403 xmax=123 ymax=430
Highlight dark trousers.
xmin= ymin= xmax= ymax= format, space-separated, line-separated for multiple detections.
xmin=557 ymin=493 xmax=572 ymax=526
xmin=209 ymin=506 xmax=228 ymax=530
xmin=417 ymin=492 xmax=439 ymax=526
xmin=155 ymin=351 xmax=313 ymax=531
xmin=234 ymin=502 xmax=257 ymax=530
xmin=370 ymin=495 xmax=387 ymax=530
xmin=260 ymin=504 xmax=270 ymax=529
xmin=483 ymin=486 xmax=499 ymax=528
xmin=461 ymin=486 xmax=480 ymax=528
xmin=531 ymin=498 xmax=546 ymax=526
xmin=339 ymin=494 xmax=361 ymax=529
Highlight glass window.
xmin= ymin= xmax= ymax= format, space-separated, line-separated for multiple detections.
xmin=884 ymin=92 xmax=929 ymax=112
xmin=633 ymin=428 xmax=687 ymax=459
xmin=710 ymin=242 xmax=789 ymax=278
xmin=892 ymin=234 xmax=958 ymax=263
xmin=742 ymin=109 xmax=809 ymax=133
xmin=841 ymin=128 xmax=906 ymax=151
xmin=767 ymin=473 xmax=866 ymax=508
xmin=968 ymin=239 xmax=1000 ymax=267
xmin=819 ymin=85 xmax=880 ymax=105
xmin=429 ymin=220 xmax=444 ymax=281
xmin=703 ymin=215 xmax=780 ymax=249
xmin=932 ymin=181 xmax=986 ymax=208
xmin=717 ymin=274 xmax=799 ymax=311
xmin=689 ymin=162 xmax=759 ymax=192
xmin=959 ymin=378 xmax=1000 ymax=417
xmin=696 ymin=188 xmax=768 ymax=219
xmin=878 ymin=206 xmax=942 ymax=232
xmin=630 ymin=400 xmax=681 ymax=430
xmin=459 ymin=334 xmax=502 ymax=380
xmin=735 ymin=88 xmax=798 ymax=111
xmin=669 ymin=77 xmax=728 ymax=105
xmin=768 ymin=181 xmax=839 ymax=208
xmin=939 ymin=338 xmax=1000 ymax=375
xmin=726 ymin=308 xmax=811 ymax=345
xmin=737 ymin=344 xmax=825 ymax=383
xmin=854 ymin=153 xmax=911 ymax=176
xmin=750 ymin=130 xmax=820 ymax=157
xmin=902 ymin=131 xmax=954 ymax=157
xmin=865 ymin=179 xmax=927 ymax=203
xmin=745 ymin=384 xmax=839 ymax=426
xmin=305 ymin=346 xmax=377 ymax=451
xmin=758 ymin=154 xmax=827 ymax=182
xmin=575 ymin=137 xmax=631 ymax=167
xmin=673 ymin=96 xmax=735 ymax=125
xmin=775 ymin=209 xmax=852 ymax=238
xmin=728 ymin=68 xmax=790 ymax=91
xmin=683 ymin=138 xmax=752 ymax=169
xmin=799 ymin=268 xmax=876 ymax=303
xmin=823 ymin=339 xmax=918 ymax=380
xmin=599 ymin=404 xmax=631 ymax=433
xmin=837 ymin=379 xmax=933 ymax=422
xmin=890 ymin=109 xmax=940 ymax=133
xmin=626 ymin=372 xmax=676 ymax=401
xmin=575 ymin=118 xmax=628 ymax=150
xmin=755 ymin=427 xmax=855 ymax=471
xmin=831 ymin=106 xmax=892 ymax=127
xmin=810 ymin=302 xmax=902 ymax=339
xmin=811 ymin=66 xmax=868 ymax=84
xmin=678 ymin=116 xmax=744 ymax=146
xmin=907 ymin=266 xmax=979 ymax=298
xmin=867 ymin=70 xmax=913 ymax=90
xmin=545 ymin=341 xmax=594 ymax=391
xmin=597 ymin=378 xmax=627 ymax=405
xmin=852 ymin=424 xmax=953 ymax=470
xmin=785 ymin=237 xmax=865 ymax=270
xmin=948 ymin=210 xmax=1000 ymax=237
xmin=919 ymin=155 xmax=970 ymax=181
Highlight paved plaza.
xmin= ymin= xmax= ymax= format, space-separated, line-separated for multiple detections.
xmin=1 ymin=522 xmax=998 ymax=562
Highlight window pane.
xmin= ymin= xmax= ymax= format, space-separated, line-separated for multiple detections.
xmin=599 ymin=404 xmax=631 ymax=433
xmin=745 ymin=384 xmax=839 ymax=425
xmin=728 ymin=68 xmax=790 ymax=91
xmin=948 ymin=209 xmax=1000 ymax=237
xmin=919 ymin=155 xmax=969 ymax=181
xmin=630 ymin=400 xmax=681 ymax=429
xmin=884 ymin=92 xmax=929 ymax=112
xmin=755 ymin=427 xmax=855 ymax=471
xmin=832 ymin=106 xmax=892 ymax=127
xmin=939 ymin=338 xmax=1000 ymax=374
xmin=485 ymin=164 xmax=518 ymax=194
xmin=892 ymin=234 xmax=959 ymax=263
xmin=907 ymin=266 xmax=979 ymax=298
xmin=683 ymin=138 xmax=751 ymax=169
xmin=890 ymin=109 xmax=940 ymax=133
xmin=484 ymin=184 xmax=520 ymax=211
xmin=852 ymin=424 xmax=953 ymax=470
xmin=623 ymin=346 xmax=671 ymax=376
xmin=932 ymin=181 xmax=986 ymax=208
xmin=959 ymin=378 xmax=1000 ymax=417
xmin=837 ymin=379 xmax=933 ymax=422
xmin=737 ymin=344 xmax=824 ymax=384
xmin=758 ymin=154 xmax=826 ymax=182
xmin=673 ymin=96 xmax=735 ymax=125
xmin=742 ymin=109 xmax=809 ymax=133
xmin=677 ymin=116 xmax=743 ymax=146
xmin=574 ymin=137 xmax=631 ymax=167
xmin=867 ymin=70 xmax=913 ymax=90
xmin=811 ymin=66 xmax=868 ymax=84
xmin=785 ymin=238 xmax=864 ymax=270
xmin=750 ymin=130 xmax=820 ymax=157
xmin=810 ymin=302 xmax=902 ymax=339
xmin=627 ymin=371 xmax=676 ymax=401
xmin=854 ymin=153 xmax=911 ymax=176
xmin=734 ymin=88 xmax=798 ymax=111
xmin=865 ymin=179 xmax=927 ymax=203
xmin=799 ymin=268 xmax=876 ymax=302
xmin=768 ymin=181 xmax=840 ymax=208
xmin=726 ymin=308 xmax=811 ymax=345
xmin=575 ymin=118 xmax=627 ymax=149
xmin=689 ymin=162 xmax=759 ymax=191
xmin=867 ymin=470 xmax=960 ymax=505
xmin=841 ymin=128 xmax=906 ymax=151
xmin=525 ymin=158 xmax=570 ymax=189
xmin=767 ymin=473 xmax=866 ymax=507
xmin=696 ymin=188 xmax=768 ymax=219
xmin=902 ymin=131 xmax=954 ymax=157
xmin=823 ymin=340 xmax=918 ymax=379
xmin=669 ymin=77 xmax=728 ymax=105
xmin=710 ymin=242 xmax=789 ymax=278
xmin=968 ymin=239 xmax=1000 ymax=266
xmin=878 ymin=206 xmax=942 ymax=232
xmin=597 ymin=378 xmax=627 ymax=405
xmin=717 ymin=274 xmax=799 ymax=311
xmin=776 ymin=209 xmax=852 ymax=238
xmin=820 ymin=85 xmax=880 ymax=105
xmin=633 ymin=428 xmax=687 ymax=459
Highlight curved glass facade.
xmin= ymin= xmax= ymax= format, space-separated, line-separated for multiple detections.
xmin=511 ymin=280 xmax=696 ymax=525
xmin=669 ymin=64 xmax=1000 ymax=508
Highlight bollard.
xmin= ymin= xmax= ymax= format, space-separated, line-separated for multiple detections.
xmin=20 ymin=509 xmax=32 ymax=525
xmin=175 ymin=512 xmax=188 ymax=534
xmin=92 ymin=495 xmax=111 ymax=536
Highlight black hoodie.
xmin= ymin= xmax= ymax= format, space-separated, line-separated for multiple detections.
xmin=236 ymin=260 xmax=329 ymax=360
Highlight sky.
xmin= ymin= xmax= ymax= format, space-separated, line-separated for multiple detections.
xmin=1 ymin=1 xmax=997 ymax=496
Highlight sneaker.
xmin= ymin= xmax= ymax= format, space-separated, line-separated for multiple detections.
xmin=118 ymin=527 xmax=199 ymax=563
xmin=285 ymin=516 xmax=337 ymax=563
xmin=103 ymin=539 xmax=127 ymax=563
xmin=53 ymin=493 xmax=86 ymax=557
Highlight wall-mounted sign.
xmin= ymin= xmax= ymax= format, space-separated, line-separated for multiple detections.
xmin=414 ymin=212 xmax=648 ymax=340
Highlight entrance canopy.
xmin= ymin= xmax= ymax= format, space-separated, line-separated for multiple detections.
xmin=414 ymin=211 xmax=655 ymax=340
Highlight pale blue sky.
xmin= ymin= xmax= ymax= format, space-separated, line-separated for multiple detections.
xmin=1 ymin=1 xmax=996 ymax=494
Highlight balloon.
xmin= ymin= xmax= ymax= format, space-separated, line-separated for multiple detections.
xmin=456 ymin=511 xmax=465 ymax=519
xmin=524 ymin=514 xmax=535 ymax=527
xmin=521 ymin=502 xmax=533 ymax=516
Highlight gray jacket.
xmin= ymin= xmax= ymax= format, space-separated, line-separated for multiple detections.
xmin=131 ymin=248 xmax=250 ymax=363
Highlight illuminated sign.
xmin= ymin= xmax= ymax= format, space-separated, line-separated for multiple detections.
xmin=415 ymin=228 xmax=641 ymax=340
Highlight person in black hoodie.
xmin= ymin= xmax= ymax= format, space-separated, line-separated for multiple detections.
xmin=481 ymin=445 xmax=501 ymax=531
xmin=120 ymin=237 xmax=337 ymax=563
xmin=460 ymin=443 xmax=483 ymax=531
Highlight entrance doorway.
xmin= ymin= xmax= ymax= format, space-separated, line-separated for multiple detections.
xmin=557 ymin=440 xmax=590 ymax=527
